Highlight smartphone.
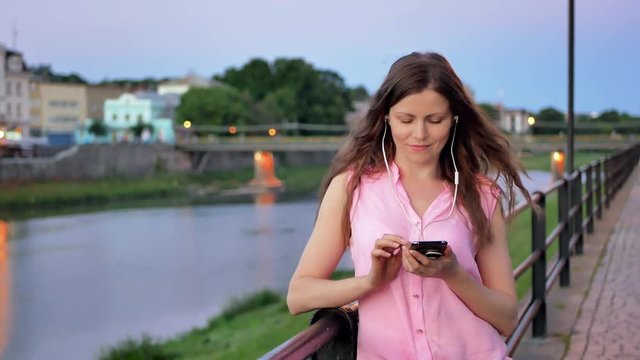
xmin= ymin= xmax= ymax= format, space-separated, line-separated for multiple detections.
xmin=410 ymin=240 xmax=448 ymax=259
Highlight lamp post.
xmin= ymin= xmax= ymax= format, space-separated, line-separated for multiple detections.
xmin=567 ymin=0 xmax=575 ymax=174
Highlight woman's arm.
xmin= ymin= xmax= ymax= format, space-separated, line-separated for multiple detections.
xmin=443 ymin=204 xmax=518 ymax=336
xmin=286 ymin=172 xmax=371 ymax=315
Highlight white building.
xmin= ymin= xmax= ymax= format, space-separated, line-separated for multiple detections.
xmin=157 ymin=74 xmax=221 ymax=96
xmin=0 ymin=45 xmax=31 ymax=135
xmin=498 ymin=107 xmax=532 ymax=134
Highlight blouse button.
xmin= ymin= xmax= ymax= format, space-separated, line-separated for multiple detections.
xmin=413 ymin=294 xmax=420 ymax=299
xmin=416 ymin=329 xmax=424 ymax=334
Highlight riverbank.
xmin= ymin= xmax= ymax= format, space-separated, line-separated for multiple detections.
xmin=0 ymin=151 xmax=608 ymax=220
xmin=0 ymin=165 xmax=327 ymax=220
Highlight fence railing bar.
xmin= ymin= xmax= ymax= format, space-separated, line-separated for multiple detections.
xmin=545 ymin=257 xmax=567 ymax=293
xmin=506 ymin=299 xmax=543 ymax=356
xmin=513 ymin=249 xmax=542 ymax=280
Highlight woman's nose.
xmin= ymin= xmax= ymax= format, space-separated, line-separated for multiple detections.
xmin=413 ymin=121 xmax=428 ymax=140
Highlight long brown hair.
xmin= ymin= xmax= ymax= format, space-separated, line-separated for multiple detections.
xmin=320 ymin=52 xmax=531 ymax=248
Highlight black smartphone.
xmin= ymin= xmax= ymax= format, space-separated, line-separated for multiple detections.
xmin=410 ymin=240 xmax=448 ymax=259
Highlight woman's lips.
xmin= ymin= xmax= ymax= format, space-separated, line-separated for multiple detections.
xmin=408 ymin=144 xmax=430 ymax=151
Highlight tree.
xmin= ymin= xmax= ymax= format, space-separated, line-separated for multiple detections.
xmin=350 ymin=86 xmax=370 ymax=102
xmin=88 ymin=119 xmax=108 ymax=137
xmin=532 ymin=107 xmax=565 ymax=135
xmin=478 ymin=103 xmax=499 ymax=121
xmin=537 ymin=107 xmax=565 ymax=123
xmin=31 ymin=65 xmax=88 ymax=84
xmin=259 ymin=87 xmax=298 ymax=123
xmin=596 ymin=110 xmax=620 ymax=123
xmin=175 ymin=87 xmax=253 ymax=127
xmin=215 ymin=57 xmax=355 ymax=129
xmin=214 ymin=58 xmax=273 ymax=101
xmin=130 ymin=120 xmax=153 ymax=139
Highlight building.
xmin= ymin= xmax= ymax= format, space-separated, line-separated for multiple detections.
xmin=29 ymin=82 xmax=87 ymax=144
xmin=77 ymin=92 xmax=175 ymax=144
xmin=157 ymin=74 xmax=221 ymax=96
xmin=0 ymin=45 xmax=31 ymax=135
xmin=86 ymin=85 xmax=125 ymax=121
xmin=498 ymin=107 xmax=533 ymax=134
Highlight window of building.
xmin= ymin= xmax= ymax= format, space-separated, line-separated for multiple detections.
xmin=7 ymin=103 xmax=11 ymax=115
xmin=138 ymin=114 xmax=143 ymax=122
xmin=17 ymin=104 xmax=21 ymax=118
xmin=16 ymin=82 xmax=21 ymax=96
xmin=6 ymin=82 xmax=11 ymax=95
xmin=112 ymin=114 xmax=117 ymax=121
xmin=125 ymin=114 xmax=130 ymax=122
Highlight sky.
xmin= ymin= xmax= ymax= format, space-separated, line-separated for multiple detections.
xmin=1 ymin=0 xmax=639 ymax=114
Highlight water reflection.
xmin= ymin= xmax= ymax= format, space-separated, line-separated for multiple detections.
xmin=0 ymin=220 xmax=9 ymax=356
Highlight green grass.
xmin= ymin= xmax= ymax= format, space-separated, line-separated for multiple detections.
xmin=98 ymin=290 xmax=313 ymax=360
xmin=0 ymin=165 xmax=328 ymax=219
xmin=508 ymin=193 xmax=559 ymax=298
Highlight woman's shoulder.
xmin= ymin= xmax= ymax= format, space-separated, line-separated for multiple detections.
xmin=473 ymin=174 xmax=502 ymax=198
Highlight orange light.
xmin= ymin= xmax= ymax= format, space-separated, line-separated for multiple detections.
xmin=228 ymin=126 xmax=237 ymax=135
xmin=268 ymin=128 xmax=277 ymax=137
xmin=254 ymin=152 xmax=263 ymax=161
xmin=553 ymin=151 xmax=564 ymax=162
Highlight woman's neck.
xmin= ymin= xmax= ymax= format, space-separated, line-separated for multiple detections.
xmin=395 ymin=156 xmax=441 ymax=182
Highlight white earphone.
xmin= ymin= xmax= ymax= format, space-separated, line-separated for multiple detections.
xmin=381 ymin=114 xmax=460 ymax=240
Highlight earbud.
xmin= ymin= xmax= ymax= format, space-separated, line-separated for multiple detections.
xmin=454 ymin=115 xmax=459 ymax=124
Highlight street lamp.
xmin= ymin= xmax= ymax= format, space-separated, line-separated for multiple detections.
xmin=228 ymin=126 xmax=237 ymax=135
xmin=183 ymin=120 xmax=192 ymax=129
xmin=527 ymin=116 xmax=536 ymax=126
xmin=268 ymin=128 xmax=277 ymax=137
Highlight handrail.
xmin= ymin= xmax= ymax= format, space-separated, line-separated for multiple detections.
xmin=262 ymin=142 xmax=640 ymax=360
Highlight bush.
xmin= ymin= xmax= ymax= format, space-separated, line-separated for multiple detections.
xmin=98 ymin=335 xmax=177 ymax=360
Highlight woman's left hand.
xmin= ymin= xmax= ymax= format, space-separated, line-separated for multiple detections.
xmin=401 ymin=245 xmax=460 ymax=280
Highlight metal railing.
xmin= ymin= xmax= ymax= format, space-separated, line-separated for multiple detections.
xmin=261 ymin=143 xmax=640 ymax=360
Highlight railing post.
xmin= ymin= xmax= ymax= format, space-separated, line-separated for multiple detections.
xmin=586 ymin=165 xmax=594 ymax=234
xmin=559 ymin=176 xmax=571 ymax=286
xmin=575 ymin=170 xmax=584 ymax=254
xmin=532 ymin=192 xmax=547 ymax=337
xmin=604 ymin=157 xmax=610 ymax=209
xmin=595 ymin=159 xmax=603 ymax=219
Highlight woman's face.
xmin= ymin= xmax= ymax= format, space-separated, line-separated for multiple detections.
xmin=387 ymin=88 xmax=453 ymax=167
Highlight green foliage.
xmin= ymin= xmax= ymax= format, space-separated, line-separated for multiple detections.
xmin=88 ymin=119 xmax=108 ymax=137
xmin=216 ymin=57 xmax=356 ymax=127
xmin=98 ymin=77 xmax=171 ymax=90
xmin=31 ymin=65 xmax=88 ymax=84
xmin=176 ymin=87 xmax=253 ymax=127
xmin=537 ymin=107 xmax=565 ymax=123
xmin=98 ymin=335 xmax=178 ymax=360
xmin=349 ymin=85 xmax=370 ymax=102
xmin=207 ymin=290 xmax=282 ymax=328
xmin=478 ymin=103 xmax=499 ymax=121
xmin=532 ymin=107 xmax=565 ymax=134
xmin=130 ymin=120 xmax=154 ymax=138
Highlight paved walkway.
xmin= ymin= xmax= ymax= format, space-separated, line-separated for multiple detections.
xmin=514 ymin=163 xmax=640 ymax=360
xmin=565 ymin=168 xmax=640 ymax=359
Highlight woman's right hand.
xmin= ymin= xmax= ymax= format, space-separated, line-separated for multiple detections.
xmin=366 ymin=234 xmax=407 ymax=290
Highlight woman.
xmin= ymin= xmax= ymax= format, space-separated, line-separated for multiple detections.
xmin=287 ymin=52 xmax=531 ymax=359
